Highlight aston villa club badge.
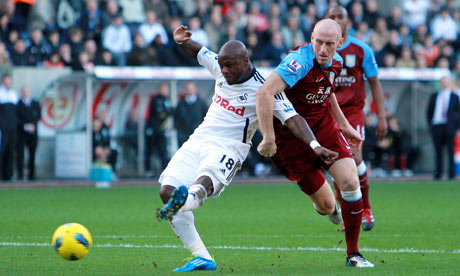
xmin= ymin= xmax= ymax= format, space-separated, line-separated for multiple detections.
xmin=329 ymin=72 xmax=335 ymax=84
xmin=346 ymin=54 xmax=356 ymax=67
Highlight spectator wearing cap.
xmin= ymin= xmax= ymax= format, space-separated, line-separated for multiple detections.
xmin=430 ymin=6 xmax=457 ymax=43
xmin=102 ymin=14 xmax=132 ymax=66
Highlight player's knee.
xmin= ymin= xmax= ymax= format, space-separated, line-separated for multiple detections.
xmin=318 ymin=200 xmax=335 ymax=215
xmin=159 ymin=185 xmax=175 ymax=204
xmin=338 ymin=175 xmax=359 ymax=191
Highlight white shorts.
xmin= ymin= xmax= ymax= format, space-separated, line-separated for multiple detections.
xmin=159 ymin=139 xmax=246 ymax=198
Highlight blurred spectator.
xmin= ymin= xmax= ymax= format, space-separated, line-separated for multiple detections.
xmin=68 ymin=27 xmax=84 ymax=62
xmin=395 ymin=45 xmax=416 ymax=68
xmin=247 ymin=2 xmax=269 ymax=34
xmin=58 ymin=43 xmax=72 ymax=66
xmin=436 ymin=57 xmax=450 ymax=70
xmin=402 ymin=0 xmax=429 ymax=31
xmin=430 ymin=6 xmax=457 ymax=43
xmin=123 ymin=108 xmax=139 ymax=156
xmin=138 ymin=10 xmax=169 ymax=45
xmin=174 ymin=81 xmax=207 ymax=147
xmin=426 ymin=75 xmax=460 ymax=180
xmin=386 ymin=115 xmax=419 ymax=177
xmin=193 ymin=0 xmax=210 ymax=25
xmin=233 ymin=0 xmax=248 ymax=30
xmin=43 ymin=51 xmax=64 ymax=68
xmin=349 ymin=1 xmax=364 ymax=30
xmin=412 ymin=24 xmax=428 ymax=46
xmin=100 ymin=0 xmax=122 ymax=29
xmin=102 ymin=14 xmax=132 ymax=66
xmin=313 ymin=0 xmax=329 ymax=19
xmin=27 ymin=28 xmax=51 ymax=66
xmin=0 ymin=42 xmax=10 ymax=66
xmin=436 ymin=45 xmax=456 ymax=70
xmin=386 ymin=6 xmax=403 ymax=31
xmin=128 ymin=32 xmax=157 ymax=66
xmin=382 ymin=52 xmax=396 ymax=67
xmin=381 ymin=30 xmax=401 ymax=58
xmin=421 ymin=37 xmax=440 ymax=68
xmin=414 ymin=45 xmax=428 ymax=69
xmin=188 ymin=17 xmax=209 ymax=47
xmin=92 ymin=115 xmax=118 ymax=175
xmin=74 ymin=51 xmax=94 ymax=71
xmin=245 ymin=32 xmax=263 ymax=62
xmin=0 ymin=13 xmax=12 ymax=43
xmin=281 ymin=16 xmax=305 ymax=50
xmin=354 ymin=21 xmax=371 ymax=44
xmin=84 ymin=39 xmax=98 ymax=63
xmin=363 ymin=0 xmax=380 ymax=29
xmin=10 ymin=39 xmax=29 ymax=66
xmin=299 ymin=3 xmax=317 ymax=37
xmin=145 ymin=82 xmax=172 ymax=177
xmin=5 ymin=29 xmax=19 ymax=54
xmin=373 ymin=17 xmax=390 ymax=50
xmin=79 ymin=0 xmax=101 ymax=42
xmin=203 ymin=10 xmax=223 ymax=52
xmin=119 ymin=0 xmax=145 ymax=23
xmin=16 ymin=85 xmax=41 ymax=181
xmin=47 ymin=30 xmax=61 ymax=53
xmin=96 ymin=48 xmax=116 ymax=66
xmin=260 ymin=31 xmax=286 ymax=67
xmin=143 ymin=0 xmax=170 ymax=22
xmin=152 ymin=34 xmax=181 ymax=66
xmin=0 ymin=74 xmax=18 ymax=181
xmin=398 ymin=24 xmax=412 ymax=46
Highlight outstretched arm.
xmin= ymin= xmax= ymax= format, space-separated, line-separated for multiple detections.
xmin=368 ymin=76 xmax=388 ymax=140
xmin=285 ymin=115 xmax=338 ymax=164
xmin=173 ymin=25 xmax=202 ymax=60
xmin=256 ymin=72 xmax=287 ymax=157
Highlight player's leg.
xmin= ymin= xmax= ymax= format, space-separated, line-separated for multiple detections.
xmin=307 ymin=180 xmax=342 ymax=225
xmin=328 ymin=157 xmax=373 ymax=267
xmin=352 ymin=144 xmax=375 ymax=231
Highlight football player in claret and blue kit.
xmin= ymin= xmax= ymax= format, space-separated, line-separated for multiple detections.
xmin=256 ymin=19 xmax=374 ymax=267
xmin=327 ymin=5 xmax=388 ymax=232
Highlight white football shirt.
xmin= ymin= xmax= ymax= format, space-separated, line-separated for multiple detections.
xmin=187 ymin=46 xmax=297 ymax=159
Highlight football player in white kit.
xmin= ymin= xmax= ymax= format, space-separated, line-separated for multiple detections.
xmin=156 ymin=25 xmax=339 ymax=272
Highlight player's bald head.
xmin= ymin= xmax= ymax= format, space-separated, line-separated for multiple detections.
xmin=217 ymin=40 xmax=253 ymax=85
xmin=327 ymin=5 xmax=348 ymax=19
xmin=312 ymin=19 xmax=342 ymax=39
xmin=219 ymin=40 xmax=248 ymax=59
xmin=311 ymin=19 xmax=343 ymax=65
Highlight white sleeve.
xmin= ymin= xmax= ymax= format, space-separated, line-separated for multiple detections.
xmin=273 ymin=91 xmax=298 ymax=125
xmin=197 ymin=46 xmax=221 ymax=78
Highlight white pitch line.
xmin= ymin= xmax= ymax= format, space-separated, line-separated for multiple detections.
xmin=1 ymin=242 xmax=459 ymax=255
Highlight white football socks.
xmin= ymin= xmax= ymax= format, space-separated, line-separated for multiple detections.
xmin=181 ymin=184 xmax=207 ymax=212
xmin=170 ymin=211 xmax=212 ymax=260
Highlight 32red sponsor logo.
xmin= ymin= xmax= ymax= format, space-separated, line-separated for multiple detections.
xmin=214 ymin=94 xmax=245 ymax=116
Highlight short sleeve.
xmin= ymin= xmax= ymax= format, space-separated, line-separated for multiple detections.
xmin=273 ymin=91 xmax=298 ymax=125
xmin=197 ymin=46 xmax=221 ymax=78
xmin=274 ymin=46 xmax=314 ymax=88
xmin=361 ymin=43 xmax=379 ymax=79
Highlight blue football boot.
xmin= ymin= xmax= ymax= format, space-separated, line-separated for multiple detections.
xmin=156 ymin=185 xmax=188 ymax=221
xmin=173 ymin=256 xmax=217 ymax=272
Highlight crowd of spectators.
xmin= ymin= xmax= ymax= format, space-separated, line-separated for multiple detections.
xmin=0 ymin=0 xmax=458 ymax=76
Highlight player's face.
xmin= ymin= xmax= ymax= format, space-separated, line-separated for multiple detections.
xmin=218 ymin=55 xmax=246 ymax=85
xmin=326 ymin=8 xmax=349 ymax=38
xmin=311 ymin=31 xmax=342 ymax=65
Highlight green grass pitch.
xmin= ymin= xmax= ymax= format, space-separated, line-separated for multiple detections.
xmin=0 ymin=180 xmax=459 ymax=275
